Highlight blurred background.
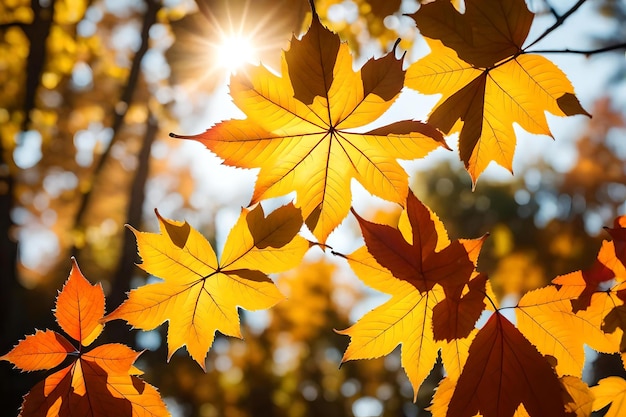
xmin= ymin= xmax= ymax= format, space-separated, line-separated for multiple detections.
xmin=1 ymin=0 xmax=625 ymax=416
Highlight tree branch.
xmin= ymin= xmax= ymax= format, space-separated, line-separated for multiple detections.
xmin=21 ymin=0 xmax=56 ymax=132
xmin=525 ymin=43 xmax=626 ymax=55
xmin=525 ymin=0 xmax=588 ymax=50
xmin=523 ymin=42 xmax=626 ymax=55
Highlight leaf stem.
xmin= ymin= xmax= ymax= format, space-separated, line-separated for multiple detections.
xmin=308 ymin=0 xmax=317 ymax=18
xmin=485 ymin=292 xmax=499 ymax=312
xmin=525 ymin=0 xmax=588 ymax=50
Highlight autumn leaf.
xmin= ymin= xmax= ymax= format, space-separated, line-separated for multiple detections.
xmin=336 ymin=191 xmax=485 ymax=397
xmin=430 ymin=374 xmax=589 ymax=417
xmin=55 ymin=257 xmax=106 ymax=346
xmin=406 ymin=0 xmax=588 ymax=183
xmin=0 ymin=258 xmax=168 ymax=417
xmin=564 ymin=215 xmax=626 ymax=313
xmin=104 ymin=203 xmax=308 ymax=368
xmin=573 ymin=240 xmax=625 ymax=312
xmin=606 ymin=215 xmax=626 ymax=266
xmin=516 ymin=269 xmax=622 ymax=377
xmin=448 ymin=311 xmax=566 ymax=417
xmin=561 ymin=376 xmax=594 ymax=417
xmin=171 ymin=10 xmax=446 ymax=243
xmin=591 ymin=376 xmax=626 ymax=417
xmin=350 ymin=191 xmax=487 ymax=340
xmin=603 ymin=305 xmax=626 ymax=352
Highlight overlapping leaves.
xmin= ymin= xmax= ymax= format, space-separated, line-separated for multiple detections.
xmin=406 ymin=0 xmax=588 ymax=182
xmin=516 ymin=216 xmax=626 ymax=377
xmin=0 ymin=259 xmax=168 ymax=417
xmin=337 ymin=191 xmax=487 ymax=396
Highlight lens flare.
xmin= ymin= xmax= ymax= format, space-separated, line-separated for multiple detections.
xmin=215 ymin=34 xmax=257 ymax=72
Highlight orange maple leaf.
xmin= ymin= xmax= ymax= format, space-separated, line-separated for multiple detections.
xmin=171 ymin=10 xmax=446 ymax=243
xmin=104 ymin=203 xmax=309 ymax=368
xmin=337 ymin=191 xmax=486 ymax=397
xmin=406 ymin=0 xmax=589 ymax=183
xmin=448 ymin=311 xmax=566 ymax=417
xmin=0 ymin=259 xmax=168 ymax=417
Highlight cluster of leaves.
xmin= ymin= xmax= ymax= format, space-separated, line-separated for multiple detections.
xmin=0 ymin=259 xmax=168 ymax=416
xmin=3 ymin=0 xmax=626 ymax=416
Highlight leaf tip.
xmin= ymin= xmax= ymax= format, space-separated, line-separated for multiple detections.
xmin=557 ymin=93 xmax=591 ymax=118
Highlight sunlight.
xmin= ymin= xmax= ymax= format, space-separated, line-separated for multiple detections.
xmin=215 ymin=34 xmax=257 ymax=72
xmin=166 ymin=0 xmax=302 ymax=91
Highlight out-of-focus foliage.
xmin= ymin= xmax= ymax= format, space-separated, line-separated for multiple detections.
xmin=316 ymin=0 xmax=414 ymax=54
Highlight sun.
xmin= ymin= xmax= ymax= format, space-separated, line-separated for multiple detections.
xmin=215 ymin=34 xmax=258 ymax=72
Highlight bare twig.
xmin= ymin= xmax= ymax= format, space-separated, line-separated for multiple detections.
xmin=525 ymin=0 xmax=588 ymax=50
xmin=525 ymin=43 xmax=626 ymax=55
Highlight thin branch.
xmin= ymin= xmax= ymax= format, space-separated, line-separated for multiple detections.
xmin=545 ymin=2 xmax=560 ymax=20
xmin=308 ymin=0 xmax=317 ymax=18
xmin=525 ymin=0 xmax=587 ymax=50
xmin=525 ymin=43 xmax=626 ymax=55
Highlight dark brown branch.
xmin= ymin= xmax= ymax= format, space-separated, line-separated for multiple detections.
xmin=525 ymin=0 xmax=588 ymax=50
xmin=71 ymin=0 xmax=161 ymax=255
xmin=525 ymin=43 xmax=626 ymax=55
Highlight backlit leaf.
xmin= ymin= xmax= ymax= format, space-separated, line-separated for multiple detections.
xmin=105 ymin=203 xmax=308 ymax=367
xmin=0 ymin=330 xmax=75 ymax=372
xmin=55 ymin=257 xmax=105 ymax=346
xmin=448 ymin=311 xmax=566 ymax=417
xmin=337 ymin=191 xmax=485 ymax=397
xmin=516 ymin=270 xmax=622 ymax=377
xmin=591 ymin=376 xmax=626 ymax=417
xmin=1 ymin=259 xmax=168 ymax=417
xmin=406 ymin=0 xmax=588 ymax=183
xmin=172 ymin=11 xmax=446 ymax=243
xmin=561 ymin=376 xmax=594 ymax=417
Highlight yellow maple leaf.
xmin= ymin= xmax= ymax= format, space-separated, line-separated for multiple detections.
xmin=171 ymin=11 xmax=446 ymax=243
xmin=561 ymin=376 xmax=594 ymax=417
xmin=406 ymin=0 xmax=588 ymax=183
xmin=104 ymin=203 xmax=309 ymax=368
xmin=516 ymin=269 xmax=622 ymax=377
xmin=592 ymin=376 xmax=626 ymax=417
